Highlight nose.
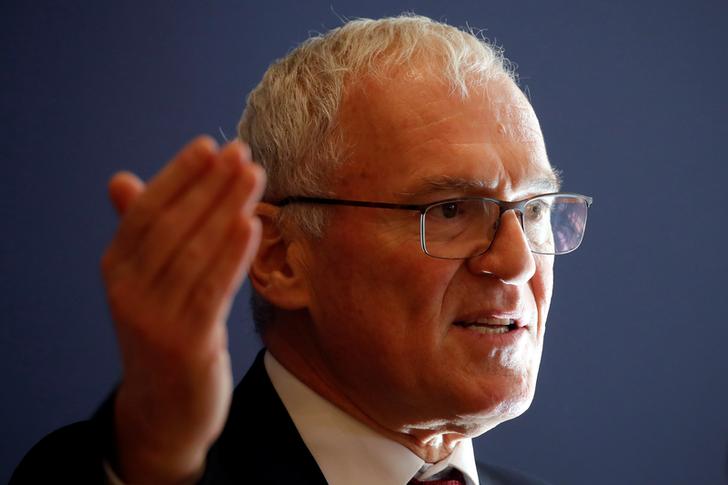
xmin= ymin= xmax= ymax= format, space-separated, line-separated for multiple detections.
xmin=466 ymin=210 xmax=536 ymax=285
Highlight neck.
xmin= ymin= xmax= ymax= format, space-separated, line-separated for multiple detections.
xmin=263 ymin=325 xmax=469 ymax=463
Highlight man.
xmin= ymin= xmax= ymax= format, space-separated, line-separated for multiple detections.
xmin=11 ymin=15 xmax=591 ymax=485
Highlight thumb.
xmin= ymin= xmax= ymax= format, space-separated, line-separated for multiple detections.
xmin=108 ymin=171 xmax=145 ymax=216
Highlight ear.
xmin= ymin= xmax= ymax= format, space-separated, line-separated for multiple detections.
xmin=249 ymin=203 xmax=310 ymax=310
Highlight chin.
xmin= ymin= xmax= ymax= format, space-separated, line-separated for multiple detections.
xmin=446 ymin=389 xmax=535 ymax=438
xmin=459 ymin=376 xmax=537 ymax=428
xmin=479 ymin=349 xmax=542 ymax=419
xmin=493 ymin=386 xmax=536 ymax=420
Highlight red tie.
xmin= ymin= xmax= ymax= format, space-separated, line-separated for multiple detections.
xmin=408 ymin=468 xmax=466 ymax=485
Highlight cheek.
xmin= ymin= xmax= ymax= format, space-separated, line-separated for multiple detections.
xmin=301 ymin=230 xmax=462 ymax=392
xmin=306 ymin=225 xmax=458 ymax=337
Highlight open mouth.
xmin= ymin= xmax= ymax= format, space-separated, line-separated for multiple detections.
xmin=454 ymin=318 xmax=519 ymax=334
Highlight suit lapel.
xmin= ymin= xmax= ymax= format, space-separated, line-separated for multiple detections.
xmin=204 ymin=349 xmax=328 ymax=484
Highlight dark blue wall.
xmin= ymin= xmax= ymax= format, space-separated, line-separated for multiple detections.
xmin=2 ymin=1 xmax=727 ymax=483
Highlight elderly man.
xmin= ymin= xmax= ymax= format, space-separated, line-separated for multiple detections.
xmin=12 ymin=15 xmax=591 ymax=485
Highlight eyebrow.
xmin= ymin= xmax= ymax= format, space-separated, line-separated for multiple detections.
xmin=397 ymin=170 xmax=563 ymax=200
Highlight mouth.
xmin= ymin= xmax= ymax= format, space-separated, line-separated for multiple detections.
xmin=453 ymin=317 xmax=521 ymax=335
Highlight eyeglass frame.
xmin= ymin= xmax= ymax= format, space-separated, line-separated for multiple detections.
xmin=274 ymin=192 xmax=593 ymax=259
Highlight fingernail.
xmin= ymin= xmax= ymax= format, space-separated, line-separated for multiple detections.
xmin=233 ymin=140 xmax=252 ymax=160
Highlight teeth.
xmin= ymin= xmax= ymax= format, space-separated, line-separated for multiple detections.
xmin=472 ymin=317 xmax=512 ymax=326
xmin=466 ymin=325 xmax=511 ymax=334
xmin=455 ymin=317 xmax=517 ymax=334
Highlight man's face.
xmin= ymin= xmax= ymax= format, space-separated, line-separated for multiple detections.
xmin=294 ymin=72 xmax=557 ymax=437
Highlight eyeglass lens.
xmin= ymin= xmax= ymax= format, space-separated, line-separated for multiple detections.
xmin=422 ymin=195 xmax=589 ymax=259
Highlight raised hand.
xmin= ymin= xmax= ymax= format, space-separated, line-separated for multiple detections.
xmin=100 ymin=137 xmax=265 ymax=484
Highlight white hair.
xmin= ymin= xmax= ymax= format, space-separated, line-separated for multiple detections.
xmin=238 ymin=14 xmax=515 ymax=236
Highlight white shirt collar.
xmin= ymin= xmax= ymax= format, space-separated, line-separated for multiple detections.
xmin=264 ymin=351 xmax=480 ymax=485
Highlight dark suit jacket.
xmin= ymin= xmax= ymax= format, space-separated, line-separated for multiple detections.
xmin=11 ymin=350 xmax=550 ymax=484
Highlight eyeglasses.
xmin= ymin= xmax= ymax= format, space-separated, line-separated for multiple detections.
xmin=276 ymin=192 xmax=592 ymax=259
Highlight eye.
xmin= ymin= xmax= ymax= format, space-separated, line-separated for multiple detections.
xmin=436 ymin=201 xmax=462 ymax=219
xmin=525 ymin=200 xmax=549 ymax=221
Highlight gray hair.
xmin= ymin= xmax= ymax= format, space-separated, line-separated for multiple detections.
xmin=238 ymin=14 xmax=515 ymax=333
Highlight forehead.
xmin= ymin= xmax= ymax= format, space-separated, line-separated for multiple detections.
xmin=333 ymin=72 xmax=557 ymax=200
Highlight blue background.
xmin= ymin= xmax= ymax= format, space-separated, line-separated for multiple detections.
xmin=2 ymin=1 xmax=727 ymax=483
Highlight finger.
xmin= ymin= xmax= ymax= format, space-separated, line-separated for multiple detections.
xmin=144 ymin=135 xmax=221 ymax=208
xmin=178 ymin=214 xmax=263 ymax=329
xmin=108 ymin=172 xmax=145 ymax=216
xmin=135 ymin=141 xmax=255 ymax=287
xmin=159 ymin=150 xmax=265 ymax=314
xmin=112 ymin=136 xmax=219 ymax=258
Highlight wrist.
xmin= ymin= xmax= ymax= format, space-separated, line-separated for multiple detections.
xmin=113 ymin=391 xmax=207 ymax=485
xmin=113 ymin=448 xmax=205 ymax=485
